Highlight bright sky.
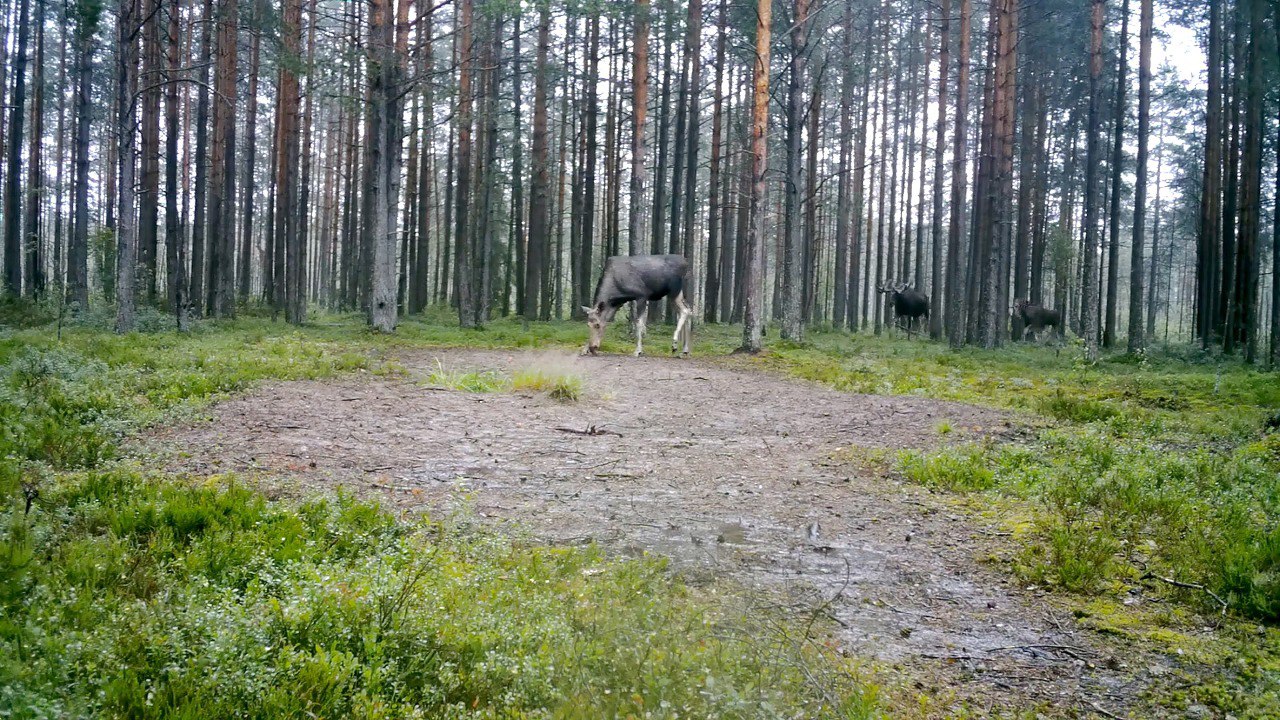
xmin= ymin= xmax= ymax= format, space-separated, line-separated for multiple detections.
xmin=1153 ymin=7 xmax=1205 ymax=88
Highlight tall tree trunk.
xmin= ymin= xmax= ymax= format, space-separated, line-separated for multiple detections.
xmin=945 ymin=0 xmax=971 ymax=347
xmin=740 ymin=0 xmax=772 ymax=352
xmin=524 ymin=4 xmax=550 ymax=322
xmin=1198 ymin=0 xmax=1223 ymax=346
xmin=1271 ymin=105 xmax=1280 ymax=367
xmin=368 ymin=0 xmax=406 ymax=331
xmin=1146 ymin=118 xmax=1163 ymax=339
xmin=930 ymin=0 xmax=949 ymax=339
xmin=1127 ymin=0 xmax=1152 ymax=352
xmin=475 ymin=12 xmax=499 ymax=323
xmin=3 ymin=0 xmax=30 ymax=296
xmin=833 ymin=0 xmax=854 ymax=328
xmin=1081 ymin=0 xmax=1105 ymax=361
xmin=1220 ymin=7 xmax=1243 ymax=350
xmin=188 ymin=0 xmax=212 ymax=314
xmin=115 ymin=0 xmax=140 ymax=332
xmin=1103 ymin=0 xmax=1129 ymax=348
xmin=627 ymin=0 xmax=649 ymax=265
xmin=138 ymin=0 xmax=161 ymax=303
xmin=718 ymin=68 xmax=737 ymax=323
xmin=576 ymin=14 xmax=600 ymax=318
xmin=23 ymin=0 xmax=44 ymax=297
xmin=978 ymin=0 xmax=1017 ymax=348
xmin=411 ymin=3 xmax=434 ymax=314
xmin=704 ymin=0 xmax=726 ymax=322
xmin=207 ymin=0 xmax=238 ymax=317
xmin=505 ymin=14 xmax=523 ymax=316
xmin=453 ymin=0 xmax=475 ymax=327
xmin=238 ymin=2 xmax=260 ymax=302
xmin=651 ymin=10 xmax=672 ymax=271
xmin=1233 ymin=0 xmax=1263 ymax=361
xmin=681 ymin=0 xmax=702 ymax=312
xmin=165 ymin=0 xmax=187 ymax=327
xmin=913 ymin=6 xmax=932 ymax=290
xmin=51 ymin=1 xmax=67 ymax=293
xmin=1029 ymin=82 xmax=1048 ymax=306
xmin=781 ymin=0 xmax=809 ymax=340
xmin=1012 ymin=68 xmax=1038 ymax=340
xmin=67 ymin=0 xmax=96 ymax=310
xmin=805 ymin=77 xmax=820 ymax=322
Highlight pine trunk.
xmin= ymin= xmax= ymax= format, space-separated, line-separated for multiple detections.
xmin=740 ymin=0 xmax=772 ymax=352
xmin=1081 ymin=0 xmax=1105 ymax=361
xmin=1127 ymin=0 xmax=1152 ymax=351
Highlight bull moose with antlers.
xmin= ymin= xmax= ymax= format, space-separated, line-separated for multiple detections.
xmin=877 ymin=282 xmax=930 ymax=333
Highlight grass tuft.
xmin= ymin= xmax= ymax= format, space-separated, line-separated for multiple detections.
xmin=511 ymin=367 xmax=584 ymax=401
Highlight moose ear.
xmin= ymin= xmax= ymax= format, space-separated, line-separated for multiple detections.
xmin=581 ymin=305 xmax=594 ymax=316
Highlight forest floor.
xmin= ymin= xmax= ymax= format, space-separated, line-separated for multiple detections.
xmin=156 ymin=346 xmax=1167 ymax=716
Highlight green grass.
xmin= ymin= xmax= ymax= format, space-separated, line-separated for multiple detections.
xmin=510 ymin=367 xmax=584 ymax=401
xmin=3 ymin=304 xmax=1278 ymax=717
xmin=0 ymin=308 xmax=878 ymax=718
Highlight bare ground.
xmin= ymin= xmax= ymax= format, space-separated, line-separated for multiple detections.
xmin=151 ymin=349 xmax=1161 ymax=716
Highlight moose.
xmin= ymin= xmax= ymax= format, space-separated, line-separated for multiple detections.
xmin=877 ymin=282 xmax=930 ymax=333
xmin=1013 ymin=299 xmax=1061 ymax=341
xmin=583 ymin=254 xmax=694 ymax=357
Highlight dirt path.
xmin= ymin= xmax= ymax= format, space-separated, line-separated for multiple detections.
xmin=154 ymin=349 xmax=1152 ymax=716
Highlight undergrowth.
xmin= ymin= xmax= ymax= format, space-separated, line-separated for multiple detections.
xmin=0 ymin=310 xmax=876 ymax=718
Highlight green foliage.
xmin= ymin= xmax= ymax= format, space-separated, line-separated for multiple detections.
xmin=0 ymin=472 xmax=874 ymax=718
xmin=425 ymin=361 xmax=508 ymax=393
xmin=898 ymin=446 xmax=996 ymax=492
xmin=510 ymin=368 xmax=584 ymax=402
xmin=0 ymin=310 xmax=875 ymax=719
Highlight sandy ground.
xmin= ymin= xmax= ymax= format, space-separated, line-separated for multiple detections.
xmin=151 ymin=348 xmax=1159 ymax=716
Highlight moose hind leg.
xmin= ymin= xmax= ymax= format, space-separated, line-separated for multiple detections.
xmin=634 ymin=301 xmax=648 ymax=356
xmin=673 ymin=293 xmax=694 ymax=356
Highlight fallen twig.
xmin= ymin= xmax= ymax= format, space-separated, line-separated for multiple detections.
xmin=986 ymin=644 xmax=1090 ymax=661
xmin=1142 ymin=572 xmax=1229 ymax=615
xmin=554 ymin=425 xmax=623 ymax=438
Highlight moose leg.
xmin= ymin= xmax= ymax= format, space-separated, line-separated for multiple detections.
xmin=633 ymin=301 xmax=648 ymax=356
xmin=673 ymin=293 xmax=694 ymax=356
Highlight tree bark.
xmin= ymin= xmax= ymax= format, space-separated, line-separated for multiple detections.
xmin=781 ymin=0 xmax=810 ymax=341
xmin=945 ymin=0 xmax=971 ymax=347
xmin=525 ymin=4 xmax=550 ymax=322
xmin=189 ymin=0 xmax=212 ymax=314
xmin=207 ymin=0 xmax=237 ymax=317
xmin=23 ymin=0 xmax=44 ymax=297
xmin=138 ymin=0 xmax=161 ymax=303
xmin=368 ymin=0 xmax=406 ymax=331
xmin=1232 ymin=0 xmax=1263 ymax=361
xmin=1127 ymin=0 xmax=1152 ymax=351
xmin=453 ymin=0 xmax=475 ymax=326
xmin=238 ymin=1 xmax=261 ymax=302
xmin=2 ymin=0 xmax=30 ymax=296
xmin=1081 ymin=0 xmax=1105 ymax=361
xmin=166 ymin=0 xmax=187 ymax=327
xmin=1103 ymin=0 xmax=1129 ymax=348
xmin=705 ymin=0 xmax=726 ymax=322
xmin=115 ymin=0 xmax=140 ymax=332
xmin=930 ymin=0 xmax=949 ymax=339
xmin=740 ymin=0 xmax=772 ymax=353
xmin=1198 ymin=0 xmax=1223 ymax=346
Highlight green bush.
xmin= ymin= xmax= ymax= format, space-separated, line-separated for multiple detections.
xmin=898 ymin=445 xmax=996 ymax=492
xmin=0 ymin=473 xmax=874 ymax=718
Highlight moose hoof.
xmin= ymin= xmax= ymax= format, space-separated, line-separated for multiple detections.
xmin=680 ymin=352 xmax=690 ymax=359
xmin=634 ymin=350 xmax=644 ymax=357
